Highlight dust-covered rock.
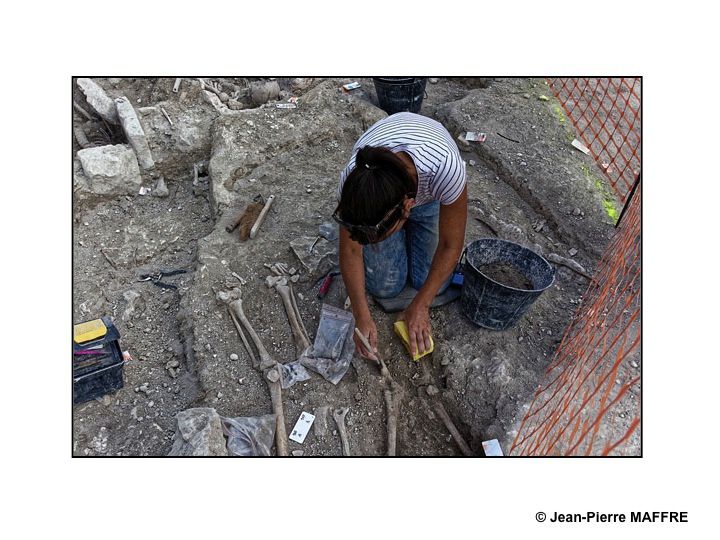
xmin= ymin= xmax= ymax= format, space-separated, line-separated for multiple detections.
xmin=154 ymin=176 xmax=169 ymax=197
xmin=76 ymin=144 xmax=142 ymax=197
xmin=76 ymin=78 xmax=120 ymax=124
xmin=250 ymin=80 xmax=280 ymax=106
xmin=168 ymin=407 xmax=228 ymax=456
xmin=115 ymin=96 xmax=155 ymax=170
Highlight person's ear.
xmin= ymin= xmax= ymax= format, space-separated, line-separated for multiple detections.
xmin=403 ymin=197 xmax=415 ymax=213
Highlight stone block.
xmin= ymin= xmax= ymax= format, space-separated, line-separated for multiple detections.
xmin=115 ymin=96 xmax=155 ymax=170
xmin=76 ymin=78 xmax=119 ymax=124
xmin=77 ymin=144 xmax=141 ymax=196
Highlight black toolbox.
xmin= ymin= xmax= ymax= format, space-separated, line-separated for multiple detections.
xmin=73 ymin=317 xmax=125 ymax=404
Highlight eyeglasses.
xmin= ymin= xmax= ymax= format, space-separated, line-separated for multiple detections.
xmin=333 ymin=196 xmax=410 ymax=245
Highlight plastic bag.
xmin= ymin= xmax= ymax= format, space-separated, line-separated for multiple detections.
xmin=312 ymin=304 xmax=353 ymax=360
xmin=220 ymin=414 xmax=276 ymax=456
xmin=279 ymin=359 xmax=312 ymax=389
xmin=300 ymin=304 xmax=355 ymax=385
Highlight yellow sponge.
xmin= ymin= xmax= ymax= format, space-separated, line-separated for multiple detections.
xmin=74 ymin=318 xmax=108 ymax=344
xmin=393 ymin=320 xmax=434 ymax=361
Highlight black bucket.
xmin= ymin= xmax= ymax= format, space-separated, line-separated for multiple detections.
xmin=461 ymin=238 xmax=555 ymax=330
xmin=372 ymin=77 xmax=427 ymax=115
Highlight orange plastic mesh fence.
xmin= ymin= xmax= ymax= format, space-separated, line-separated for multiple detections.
xmin=510 ymin=79 xmax=641 ymax=456
xmin=547 ymin=78 xmax=641 ymax=206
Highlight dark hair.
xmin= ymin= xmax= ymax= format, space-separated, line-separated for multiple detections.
xmin=338 ymin=146 xmax=416 ymax=229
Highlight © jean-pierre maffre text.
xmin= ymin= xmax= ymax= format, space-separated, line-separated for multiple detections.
xmin=549 ymin=511 xmax=688 ymax=523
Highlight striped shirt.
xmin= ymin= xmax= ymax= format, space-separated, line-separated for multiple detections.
xmin=338 ymin=112 xmax=466 ymax=206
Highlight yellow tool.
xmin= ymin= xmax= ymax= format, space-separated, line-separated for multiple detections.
xmin=393 ymin=320 xmax=434 ymax=361
xmin=74 ymin=318 xmax=108 ymax=344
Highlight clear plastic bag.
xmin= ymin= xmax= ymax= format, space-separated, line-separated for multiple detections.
xmin=279 ymin=359 xmax=312 ymax=389
xmin=300 ymin=304 xmax=355 ymax=385
xmin=220 ymin=414 xmax=276 ymax=456
xmin=311 ymin=304 xmax=353 ymax=360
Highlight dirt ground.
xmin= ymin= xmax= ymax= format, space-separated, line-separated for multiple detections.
xmin=72 ymin=76 xmax=617 ymax=456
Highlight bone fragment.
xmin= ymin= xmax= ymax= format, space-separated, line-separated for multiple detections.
xmin=384 ymin=389 xmax=402 ymax=456
xmin=227 ymin=307 xmax=257 ymax=369
xmin=353 ymin=327 xmax=403 ymax=455
xmin=432 ymin=399 xmax=473 ymax=456
xmin=313 ymin=405 xmax=330 ymax=437
xmin=333 ymin=407 xmax=351 ymax=456
xmin=160 ymin=106 xmax=173 ymax=127
xmin=276 ymin=279 xmax=311 ymax=354
xmin=545 ymin=252 xmax=595 ymax=282
xmin=73 ymin=101 xmax=95 ymax=121
xmin=74 ymin=126 xmax=91 ymax=148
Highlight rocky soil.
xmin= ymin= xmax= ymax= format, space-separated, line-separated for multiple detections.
xmin=73 ymin=76 xmax=616 ymax=456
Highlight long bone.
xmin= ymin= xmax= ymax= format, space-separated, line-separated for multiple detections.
xmin=353 ymin=328 xmax=403 ymax=456
xmin=430 ymin=398 xmax=473 ymax=457
xmin=218 ymin=287 xmax=288 ymax=456
xmin=266 ymin=275 xmax=311 ymax=355
xmin=227 ymin=307 xmax=257 ymax=369
xmin=270 ymin=263 xmax=310 ymax=344
xmin=332 ymin=407 xmax=351 ymax=456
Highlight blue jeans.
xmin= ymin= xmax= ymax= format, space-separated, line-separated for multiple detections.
xmin=363 ymin=201 xmax=450 ymax=298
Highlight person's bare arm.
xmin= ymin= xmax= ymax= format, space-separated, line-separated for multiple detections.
xmin=339 ymin=227 xmax=378 ymax=360
xmin=401 ymin=186 xmax=467 ymax=355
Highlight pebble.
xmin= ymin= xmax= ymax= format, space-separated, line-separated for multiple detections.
xmin=572 ymin=207 xmax=582 ymax=216
xmin=523 ymin=93 xmax=531 ymax=99
xmin=148 ymin=401 xmax=154 ymax=407
xmin=292 ymin=450 xmax=305 ymax=457
xmin=230 ymin=353 xmax=239 ymax=361
xmin=144 ymin=328 xmax=151 ymax=334
xmin=429 ymin=78 xmax=439 ymax=84
xmin=238 ymin=377 xmax=245 ymax=384
xmin=440 ymin=356 xmax=452 ymax=366
xmin=167 ymin=360 xmax=180 ymax=369
xmin=568 ymin=248 xmax=578 ymax=256
xmin=354 ymin=392 xmax=362 ymax=402
xmin=630 ymin=360 xmax=639 ymax=369
xmin=306 ymin=189 xmax=312 ymax=193
xmin=217 ymin=392 xmax=223 ymax=399
xmin=546 ymin=330 xmax=552 ymax=335
xmin=426 ymin=385 xmax=439 ymax=396
xmin=468 ymin=159 xmax=476 ymax=166
xmin=518 ymin=336 xmax=524 ymax=342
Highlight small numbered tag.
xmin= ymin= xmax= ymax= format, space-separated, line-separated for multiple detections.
xmin=289 ymin=411 xmax=315 ymax=444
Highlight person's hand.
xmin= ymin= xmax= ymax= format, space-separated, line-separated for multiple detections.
xmin=399 ymin=301 xmax=432 ymax=356
xmin=354 ymin=314 xmax=378 ymax=361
